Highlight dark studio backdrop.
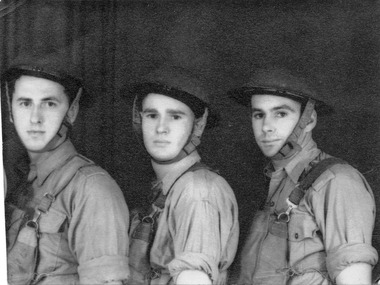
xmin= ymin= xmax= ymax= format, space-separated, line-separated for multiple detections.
xmin=1 ymin=0 xmax=379 ymax=276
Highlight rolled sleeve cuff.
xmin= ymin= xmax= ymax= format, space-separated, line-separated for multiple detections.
xmin=168 ymin=252 xmax=219 ymax=283
xmin=78 ymin=255 xmax=130 ymax=284
xmin=327 ymin=243 xmax=378 ymax=281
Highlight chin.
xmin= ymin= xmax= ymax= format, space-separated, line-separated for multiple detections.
xmin=150 ymin=153 xmax=176 ymax=162
xmin=26 ymin=147 xmax=47 ymax=153
xmin=23 ymin=143 xmax=48 ymax=153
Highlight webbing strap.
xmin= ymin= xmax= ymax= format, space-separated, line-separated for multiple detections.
xmin=35 ymin=155 xmax=94 ymax=214
xmin=288 ymin=157 xmax=347 ymax=206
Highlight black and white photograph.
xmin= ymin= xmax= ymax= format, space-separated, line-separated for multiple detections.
xmin=1 ymin=0 xmax=379 ymax=284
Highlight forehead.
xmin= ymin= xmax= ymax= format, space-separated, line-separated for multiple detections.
xmin=142 ymin=93 xmax=193 ymax=112
xmin=251 ymin=94 xmax=301 ymax=110
xmin=13 ymin=75 xmax=67 ymax=99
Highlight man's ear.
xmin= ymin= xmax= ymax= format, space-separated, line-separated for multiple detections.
xmin=66 ymin=88 xmax=82 ymax=124
xmin=4 ymin=82 xmax=14 ymax=123
xmin=193 ymin=108 xmax=208 ymax=138
xmin=305 ymin=109 xmax=317 ymax=132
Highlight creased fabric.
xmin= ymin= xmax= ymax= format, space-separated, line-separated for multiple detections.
xmin=150 ymin=151 xmax=239 ymax=285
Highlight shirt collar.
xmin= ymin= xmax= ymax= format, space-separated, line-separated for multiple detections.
xmin=31 ymin=139 xmax=77 ymax=186
xmin=265 ymin=138 xmax=321 ymax=184
xmin=158 ymin=151 xmax=201 ymax=195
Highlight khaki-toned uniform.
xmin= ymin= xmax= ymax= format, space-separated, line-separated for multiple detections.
xmin=149 ymin=151 xmax=239 ymax=285
xmin=6 ymin=139 xmax=130 ymax=284
xmin=238 ymin=138 xmax=378 ymax=285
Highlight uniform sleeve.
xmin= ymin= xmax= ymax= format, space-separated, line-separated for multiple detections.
xmin=68 ymin=168 xmax=130 ymax=284
xmin=311 ymin=165 xmax=378 ymax=281
xmin=167 ymin=171 xmax=239 ymax=283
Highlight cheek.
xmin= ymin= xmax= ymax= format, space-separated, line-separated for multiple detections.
xmin=251 ymin=121 xmax=261 ymax=135
xmin=141 ymin=121 xmax=153 ymax=136
xmin=49 ymin=110 xmax=67 ymax=123
xmin=175 ymin=122 xmax=193 ymax=144
xmin=281 ymin=119 xmax=299 ymax=136
xmin=12 ymin=109 xmax=26 ymax=125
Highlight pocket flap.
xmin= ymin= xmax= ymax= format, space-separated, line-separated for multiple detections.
xmin=288 ymin=211 xmax=317 ymax=241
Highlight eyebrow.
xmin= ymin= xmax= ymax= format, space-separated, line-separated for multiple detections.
xmin=142 ymin=108 xmax=187 ymax=115
xmin=252 ymin=104 xmax=297 ymax=113
xmin=15 ymin=96 xmax=61 ymax=102
xmin=15 ymin=97 xmax=32 ymax=102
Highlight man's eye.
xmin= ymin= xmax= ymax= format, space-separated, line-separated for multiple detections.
xmin=145 ymin=113 xmax=157 ymax=119
xmin=252 ymin=113 xmax=263 ymax=119
xmin=19 ymin=101 xmax=31 ymax=107
xmin=171 ymin=115 xmax=181 ymax=120
xmin=41 ymin=101 xmax=57 ymax=108
xmin=276 ymin=111 xmax=287 ymax=118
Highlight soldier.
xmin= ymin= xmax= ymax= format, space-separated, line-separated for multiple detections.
xmin=229 ymin=67 xmax=378 ymax=285
xmin=127 ymin=65 xmax=239 ymax=285
xmin=2 ymin=53 xmax=130 ymax=285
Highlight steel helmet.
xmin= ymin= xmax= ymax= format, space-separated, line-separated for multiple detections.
xmin=130 ymin=64 xmax=219 ymax=164
xmin=131 ymin=64 xmax=219 ymax=127
xmin=2 ymin=51 xmax=84 ymax=105
xmin=228 ymin=67 xmax=333 ymax=116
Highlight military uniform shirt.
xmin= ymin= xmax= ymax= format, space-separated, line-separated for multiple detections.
xmin=149 ymin=150 xmax=239 ymax=285
xmin=7 ymin=139 xmax=130 ymax=284
xmin=264 ymin=138 xmax=378 ymax=284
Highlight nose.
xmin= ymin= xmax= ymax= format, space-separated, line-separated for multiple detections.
xmin=156 ymin=116 xmax=168 ymax=134
xmin=30 ymin=105 xmax=43 ymax=124
xmin=262 ymin=117 xmax=274 ymax=133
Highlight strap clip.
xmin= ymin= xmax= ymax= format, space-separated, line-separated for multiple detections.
xmin=277 ymin=198 xmax=298 ymax=223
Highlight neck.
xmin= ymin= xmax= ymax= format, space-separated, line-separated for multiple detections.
xmin=28 ymin=151 xmax=43 ymax=164
xmin=152 ymin=159 xmax=182 ymax=180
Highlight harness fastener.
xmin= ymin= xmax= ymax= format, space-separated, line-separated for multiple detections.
xmin=277 ymin=198 xmax=298 ymax=223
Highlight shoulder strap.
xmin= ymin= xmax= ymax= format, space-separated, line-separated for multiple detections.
xmin=152 ymin=162 xmax=211 ymax=209
xmin=36 ymin=154 xmax=95 ymax=214
xmin=288 ymin=157 xmax=347 ymax=206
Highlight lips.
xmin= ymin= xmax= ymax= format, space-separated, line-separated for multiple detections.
xmin=153 ymin=140 xmax=170 ymax=145
xmin=27 ymin=130 xmax=45 ymax=136
xmin=261 ymin=139 xmax=280 ymax=144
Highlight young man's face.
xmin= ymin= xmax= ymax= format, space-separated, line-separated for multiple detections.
xmin=251 ymin=94 xmax=301 ymax=158
xmin=141 ymin=93 xmax=195 ymax=162
xmin=11 ymin=75 xmax=70 ymax=154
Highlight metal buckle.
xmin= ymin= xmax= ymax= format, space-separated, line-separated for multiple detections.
xmin=149 ymin=268 xmax=161 ymax=280
xmin=142 ymin=216 xmax=154 ymax=224
xmin=277 ymin=198 xmax=297 ymax=223
xmin=44 ymin=192 xmax=55 ymax=202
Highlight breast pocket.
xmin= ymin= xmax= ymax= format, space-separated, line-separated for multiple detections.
xmin=37 ymin=207 xmax=68 ymax=272
xmin=288 ymin=209 xmax=320 ymax=262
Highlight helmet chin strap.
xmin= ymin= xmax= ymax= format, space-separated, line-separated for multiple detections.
xmin=39 ymin=120 xmax=70 ymax=153
xmin=44 ymin=88 xmax=82 ymax=152
xmin=152 ymin=108 xmax=208 ymax=165
xmin=271 ymin=99 xmax=315 ymax=161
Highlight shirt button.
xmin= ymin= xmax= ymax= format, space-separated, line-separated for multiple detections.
xmin=295 ymin=233 xmax=299 ymax=239
xmin=270 ymin=201 xmax=275 ymax=207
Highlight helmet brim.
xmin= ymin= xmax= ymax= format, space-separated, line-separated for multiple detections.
xmin=128 ymin=82 xmax=220 ymax=128
xmin=228 ymin=86 xmax=334 ymax=116
xmin=2 ymin=65 xmax=82 ymax=94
